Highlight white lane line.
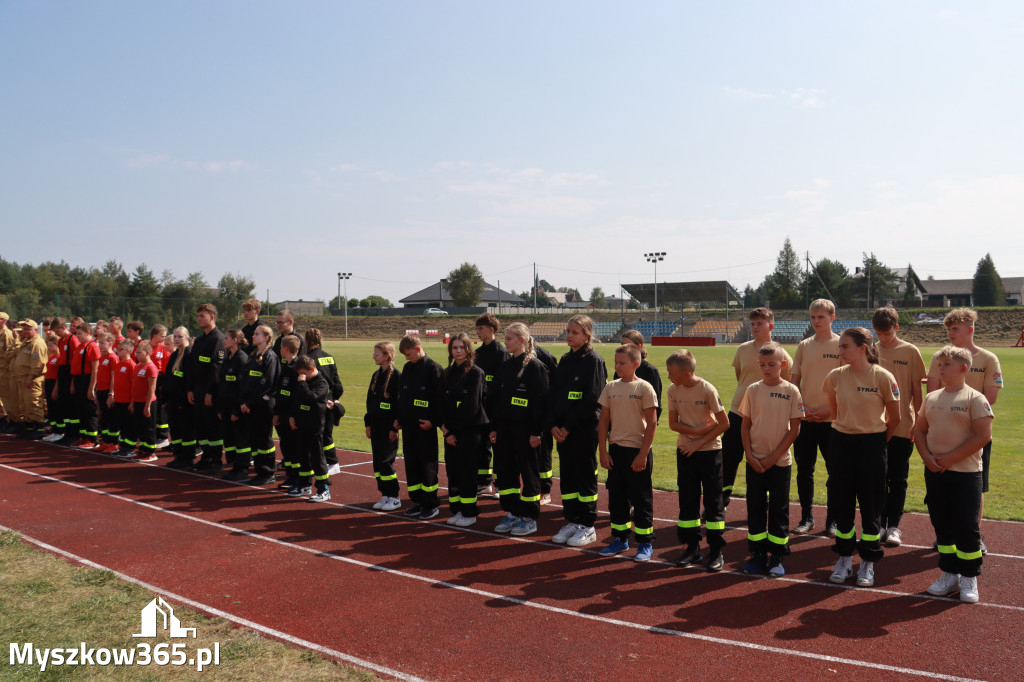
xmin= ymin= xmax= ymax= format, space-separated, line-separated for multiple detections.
xmin=0 ymin=464 xmax=1006 ymax=682
xmin=0 ymin=524 xmax=427 ymax=682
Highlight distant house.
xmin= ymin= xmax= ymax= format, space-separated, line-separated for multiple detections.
xmin=275 ymin=300 xmax=325 ymax=316
xmin=399 ymin=281 xmax=520 ymax=308
xmin=920 ymin=278 xmax=1024 ymax=307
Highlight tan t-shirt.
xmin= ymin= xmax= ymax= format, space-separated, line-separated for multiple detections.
xmin=598 ymin=377 xmax=659 ymax=449
xmin=793 ymin=335 xmax=842 ymax=415
xmin=877 ymin=339 xmax=926 ymax=439
xmin=738 ymin=380 xmax=804 ymax=465
xmin=729 ymin=339 xmax=793 ymax=413
xmin=928 ymin=347 xmax=1004 ymax=394
xmin=666 ymin=378 xmax=726 ymax=451
xmin=823 ymin=364 xmax=899 ymax=435
xmin=922 ymin=385 xmax=993 ymax=473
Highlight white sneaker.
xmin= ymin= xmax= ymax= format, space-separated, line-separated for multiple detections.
xmin=454 ymin=514 xmax=478 ymax=528
xmin=567 ymin=525 xmax=597 ymax=547
xmin=381 ymin=497 xmax=402 ymax=512
xmin=43 ymin=433 xmax=63 ymax=442
xmin=552 ymin=523 xmax=579 ymax=544
xmin=959 ymin=575 xmax=979 ymax=603
xmin=927 ymin=571 xmax=960 ymax=596
xmin=830 ymin=556 xmax=853 ymax=583
xmin=327 ymin=463 xmax=342 ymax=475
xmin=878 ymin=527 xmax=890 ymax=544
xmin=885 ymin=527 xmax=903 ymax=547
xmin=856 ymin=561 xmax=875 ymax=587
xmin=510 ymin=518 xmax=538 ymax=536
xmin=154 ymin=438 xmax=170 ymax=449
xmin=539 ymin=493 xmax=552 ymax=506
xmin=446 ymin=512 xmax=464 ymax=526
xmin=372 ymin=496 xmax=388 ymax=510
xmin=495 ymin=513 xmax=519 ymax=533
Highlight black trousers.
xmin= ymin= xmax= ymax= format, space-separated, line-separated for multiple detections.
xmin=321 ymin=418 xmax=339 ymax=466
xmin=219 ymin=401 xmax=246 ymax=466
xmin=925 ymin=469 xmax=983 ymax=578
xmin=746 ymin=463 xmax=791 ymax=556
xmin=720 ymin=411 xmax=744 ymax=498
xmin=72 ymin=375 xmax=99 ymax=440
xmin=676 ymin=448 xmax=725 ymax=550
xmin=794 ymin=420 xmax=834 ymax=522
xmin=882 ymin=436 xmax=913 ymax=529
xmin=476 ymin=426 xmax=495 ymax=487
xmin=169 ymin=403 xmax=196 ymax=461
xmin=558 ymin=428 xmax=599 ymax=527
xmin=445 ymin=430 xmax=481 ymax=517
xmin=279 ymin=424 xmax=301 ymax=478
xmin=44 ymin=378 xmax=59 ymax=430
xmin=154 ymin=395 xmax=168 ymax=439
xmin=369 ymin=420 xmax=400 ymax=497
xmin=297 ymin=418 xmax=329 ymax=491
xmin=829 ymin=429 xmax=887 ymax=562
xmin=57 ymin=366 xmax=76 ymax=436
xmin=401 ymin=422 xmax=439 ymax=509
xmin=194 ymin=395 xmax=223 ymax=464
xmin=494 ymin=424 xmax=542 ymax=521
xmin=539 ymin=431 xmax=554 ymax=494
xmin=607 ymin=444 xmax=654 ymax=543
xmin=96 ymin=389 xmax=117 ymax=444
xmin=114 ymin=402 xmax=133 ymax=448
xmin=244 ymin=401 xmax=275 ymax=475
xmin=132 ymin=401 xmax=157 ymax=452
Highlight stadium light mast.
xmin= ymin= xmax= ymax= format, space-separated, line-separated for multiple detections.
xmin=645 ymin=252 xmax=666 ymax=336
xmin=338 ymin=272 xmax=351 ymax=340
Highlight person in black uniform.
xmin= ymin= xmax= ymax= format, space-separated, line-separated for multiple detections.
xmin=231 ymin=323 xmax=279 ymax=484
xmin=619 ymin=330 xmax=663 ymax=423
xmin=305 ymin=328 xmax=343 ymax=473
xmin=547 ymin=315 xmax=607 ymax=547
xmin=365 ymin=341 xmax=402 ymax=511
xmin=289 ymin=354 xmax=331 ymax=501
xmin=218 ymin=329 xmax=249 ymax=473
xmin=239 ymin=297 xmax=263 ymax=355
xmin=187 ymin=303 xmax=226 ymax=474
xmin=438 ymin=332 xmax=488 ymax=528
xmin=164 ymin=326 xmax=197 ymax=468
xmin=490 ymin=323 xmax=549 ymax=536
xmin=473 ymin=314 xmax=508 ymax=497
xmin=275 ymin=336 xmax=302 ymax=490
xmin=273 ymin=309 xmax=306 ymax=359
xmin=394 ymin=334 xmax=444 ymax=520
xmin=532 ymin=342 xmax=558 ymax=504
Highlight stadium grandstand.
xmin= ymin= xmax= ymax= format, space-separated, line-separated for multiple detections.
xmin=832 ymin=319 xmax=874 ymax=335
xmin=684 ymin=319 xmax=743 ymax=342
xmin=772 ymin=320 xmax=811 ymax=342
xmin=529 ymin=321 xmax=565 ymax=341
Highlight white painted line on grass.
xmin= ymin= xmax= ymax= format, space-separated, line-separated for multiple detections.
xmin=0 ymin=464 xmax=1005 ymax=682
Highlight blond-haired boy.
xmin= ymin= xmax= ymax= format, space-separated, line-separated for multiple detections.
xmin=791 ymin=298 xmax=841 ymax=535
xmin=916 ymin=346 xmax=993 ymax=603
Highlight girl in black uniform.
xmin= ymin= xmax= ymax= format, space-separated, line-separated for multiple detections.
xmin=439 ymin=332 xmax=488 ymax=528
xmin=620 ymin=329 xmax=663 ymax=423
xmin=234 ymin=324 xmax=279 ymax=485
xmin=305 ymin=328 xmax=344 ymax=473
xmin=547 ymin=315 xmax=608 ymax=547
xmin=218 ymin=329 xmax=248 ymax=476
xmin=489 ymin=323 xmax=549 ymax=536
xmin=365 ymin=341 xmax=402 ymax=511
xmin=164 ymin=326 xmax=196 ymax=469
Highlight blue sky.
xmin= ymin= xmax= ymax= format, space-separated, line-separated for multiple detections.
xmin=2 ymin=1 xmax=1022 ymax=305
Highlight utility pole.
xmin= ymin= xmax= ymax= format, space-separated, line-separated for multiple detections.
xmin=644 ymin=251 xmax=666 ymax=336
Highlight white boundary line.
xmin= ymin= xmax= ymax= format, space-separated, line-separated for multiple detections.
xmin=0 ymin=524 xmax=426 ymax=682
xmin=0 ymin=464 xmax=1000 ymax=682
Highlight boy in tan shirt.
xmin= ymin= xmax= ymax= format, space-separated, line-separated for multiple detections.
xmin=791 ymin=298 xmax=842 ymax=535
xmin=739 ymin=342 xmax=803 ymax=577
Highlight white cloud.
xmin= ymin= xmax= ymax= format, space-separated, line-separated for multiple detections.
xmin=124 ymin=153 xmax=258 ymax=172
xmin=203 ymin=160 xmax=258 ymax=173
xmin=328 ymin=163 xmax=399 ymax=182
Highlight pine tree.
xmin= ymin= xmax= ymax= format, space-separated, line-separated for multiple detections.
xmin=972 ymin=254 xmax=1005 ymax=306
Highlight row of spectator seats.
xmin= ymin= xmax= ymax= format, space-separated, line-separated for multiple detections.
xmin=629 ymin=321 xmax=680 ymax=339
xmin=529 ymin=321 xmax=565 ymax=340
xmin=832 ymin=319 xmax=874 ymax=334
xmin=686 ymin=320 xmax=743 ymax=338
xmin=593 ymin=321 xmax=624 ymax=340
xmin=771 ymin=320 xmax=811 ymax=340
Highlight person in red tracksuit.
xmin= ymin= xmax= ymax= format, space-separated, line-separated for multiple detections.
xmin=111 ymin=340 xmax=137 ymax=456
xmin=70 ymin=322 xmax=101 ymax=449
xmin=94 ymin=334 xmax=120 ymax=453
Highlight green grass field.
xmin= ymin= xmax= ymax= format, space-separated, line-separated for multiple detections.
xmin=320 ymin=339 xmax=1024 ymax=521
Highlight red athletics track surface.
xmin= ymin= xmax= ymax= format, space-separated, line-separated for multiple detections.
xmin=2 ymin=438 xmax=1022 ymax=681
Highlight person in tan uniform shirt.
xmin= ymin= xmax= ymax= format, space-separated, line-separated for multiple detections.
xmin=12 ymin=319 xmax=48 ymax=439
xmin=721 ymin=307 xmax=792 ymax=509
xmin=872 ymin=307 xmax=926 ymax=547
xmin=0 ymin=312 xmax=17 ymax=430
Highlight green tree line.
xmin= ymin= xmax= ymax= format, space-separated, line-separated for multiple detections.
xmin=0 ymin=257 xmax=256 ymax=329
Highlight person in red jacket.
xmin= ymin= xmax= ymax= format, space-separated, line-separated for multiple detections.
xmin=94 ymin=333 xmax=120 ymax=453
xmin=128 ymin=341 xmax=160 ymax=462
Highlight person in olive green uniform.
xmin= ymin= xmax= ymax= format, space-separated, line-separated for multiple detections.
xmin=13 ymin=319 xmax=48 ymax=439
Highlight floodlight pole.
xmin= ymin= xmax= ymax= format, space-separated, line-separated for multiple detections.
xmin=645 ymin=251 xmax=666 ymax=335
xmin=338 ymin=272 xmax=351 ymax=339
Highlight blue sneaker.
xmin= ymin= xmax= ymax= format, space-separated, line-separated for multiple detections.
xmin=742 ymin=552 xmax=768 ymax=575
xmin=768 ymin=555 xmax=785 ymax=578
xmin=288 ymin=485 xmax=312 ymax=497
xmin=599 ymin=538 xmax=629 ymax=557
xmin=634 ymin=543 xmax=654 ymax=563
xmin=510 ymin=518 xmax=537 ymax=536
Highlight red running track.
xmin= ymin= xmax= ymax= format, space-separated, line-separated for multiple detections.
xmin=1 ymin=439 xmax=1022 ymax=681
